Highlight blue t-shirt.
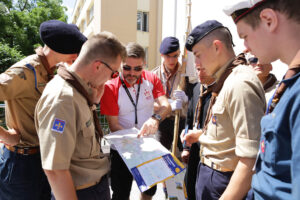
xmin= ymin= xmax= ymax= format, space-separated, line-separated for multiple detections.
xmin=252 ymin=71 xmax=300 ymax=200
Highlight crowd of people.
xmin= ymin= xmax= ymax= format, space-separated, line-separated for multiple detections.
xmin=0 ymin=0 xmax=299 ymax=200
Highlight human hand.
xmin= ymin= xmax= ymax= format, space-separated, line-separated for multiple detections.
xmin=168 ymin=99 xmax=182 ymax=111
xmin=0 ymin=127 xmax=20 ymax=146
xmin=173 ymin=90 xmax=188 ymax=103
xmin=90 ymin=84 xmax=105 ymax=104
xmin=137 ymin=118 xmax=159 ymax=138
xmin=181 ymin=129 xmax=202 ymax=147
xmin=181 ymin=149 xmax=190 ymax=164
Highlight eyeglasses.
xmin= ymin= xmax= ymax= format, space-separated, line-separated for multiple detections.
xmin=100 ymin=61 xmax=119 ymax=78
xmin=122 ymin=65 xmax=143 ymax=72
xmin=248 ymin=57 xmax=258 ymax=64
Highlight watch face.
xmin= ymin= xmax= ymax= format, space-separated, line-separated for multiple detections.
xmin=152 ymin=114 xmax=161 ymax=121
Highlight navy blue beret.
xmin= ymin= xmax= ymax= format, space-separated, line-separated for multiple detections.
xmin=185 ymin=20 xmax=225 ymax=51
xmin=160 ymin=37 xmax=180 ymax=54
xmin=40 ymin=20 xmax=87 ymax=54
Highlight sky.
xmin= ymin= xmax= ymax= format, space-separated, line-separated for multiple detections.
xmin=62 ymin=0 xmax=75 ymax=23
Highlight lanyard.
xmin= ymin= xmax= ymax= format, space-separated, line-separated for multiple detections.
xmin=120 ymin=77 xmax=141 ymax=126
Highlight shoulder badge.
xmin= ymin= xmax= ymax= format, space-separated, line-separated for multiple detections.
xmin=51 ymin=118 xmax=66 ymax=134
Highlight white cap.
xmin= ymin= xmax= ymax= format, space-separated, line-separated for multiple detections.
xmin=223 ymin=0 xmax=267 ymax=23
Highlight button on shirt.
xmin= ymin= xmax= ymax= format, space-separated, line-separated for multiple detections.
xmin=200 ymin=64 xmax=266 ymax=170
xmin=0 ymin=54 xmax=49 ymax=147
xmin=252 ymin=51 xmax=300 ymax=200
xmin=35 ymin=73 xmax=109 ymax=187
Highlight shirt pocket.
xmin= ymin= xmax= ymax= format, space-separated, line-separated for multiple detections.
xmin=210 ymin=104 xmax=226 ymax=138
xmin=78 ymin=122 xmax=99 ymax=158
xmin=259 ymin=115 xmax=277 ymax=167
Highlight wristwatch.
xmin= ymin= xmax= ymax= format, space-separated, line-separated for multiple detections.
xmin=151 ymin=113 xmax=162 ymax=122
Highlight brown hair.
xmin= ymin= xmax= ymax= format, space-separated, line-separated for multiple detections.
xmin=203 ymin=27 xmax=234 ymax=50
xmin=79 ymin=31 xmax=126 ymax=65
xmin=243 ymin=0 xmax=300 ymax=29
xmin=125 ymin=42 xmax=145 ymax=60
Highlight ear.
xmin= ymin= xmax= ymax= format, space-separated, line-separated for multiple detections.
xmin=213 ymin=40 xmax=223 ymax=54
xmin=260 ymin=8 xmax=278 ymax=33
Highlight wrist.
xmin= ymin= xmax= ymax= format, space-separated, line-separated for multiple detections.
xmin=151 ymin=113 xmax=162 ymax=122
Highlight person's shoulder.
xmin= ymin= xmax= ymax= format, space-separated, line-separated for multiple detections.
xmin=230 ymin=64 xmax=259 ymax=83
xmin=151 ymin=65 xmax=161 ymax=73
xmin=11 ymin=54 xmax=40 ymax=69
xmin=142 ymin=70 xmax=160 ymax=81
xmin=105 ymin=77 xmax=120 ymax=89
xmin=43 ymin=75 xmax=74 ymax=100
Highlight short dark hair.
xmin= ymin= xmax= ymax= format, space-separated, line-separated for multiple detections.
xmin=126 ymin=42 xmax=145 ymax=60
xmin=243 ymin=0 xmax=300 ymax=29
xmin=203 ymin=27 xmax=234 ymax=50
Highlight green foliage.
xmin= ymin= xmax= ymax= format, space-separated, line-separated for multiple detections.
xmin=0 ymin=0 xmax=67 ymax=72
xmin=0 ymin=42 xmax=24 ymax=73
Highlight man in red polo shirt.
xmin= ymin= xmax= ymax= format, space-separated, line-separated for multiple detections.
xmin=100 ymin=42 xmax=171 ymax=200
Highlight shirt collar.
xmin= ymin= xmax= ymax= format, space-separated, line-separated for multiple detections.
xmin=68 ymin=69 xmax=93 ymax=96
xmin=213 ymin=58 xmax=234 ymax=82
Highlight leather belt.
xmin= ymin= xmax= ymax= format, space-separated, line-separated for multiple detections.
xmin=5 ymin=145 xmax=39 ymax=155
xmin=75 ymin=180 xmax=99 ymax=190
xmin=201 ymin=156 xmax=233 ymax=172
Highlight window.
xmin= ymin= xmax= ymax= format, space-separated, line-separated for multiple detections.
xmin=137 ymin=11 xmax=149 ymax=32
xmin=88 ymin=5 xmax=94 ymax=23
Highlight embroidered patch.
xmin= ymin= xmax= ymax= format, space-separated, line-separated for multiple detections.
xmin=51 ymin=118 xmax=66 ymax=134
xmin=212 ymin=115 xmax=217 ymax=125
xmin=260 ymin=139 xmax=265 ymax=153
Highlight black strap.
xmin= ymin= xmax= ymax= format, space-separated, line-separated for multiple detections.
xmin=120 ymin=76 xmax=141 ymax=126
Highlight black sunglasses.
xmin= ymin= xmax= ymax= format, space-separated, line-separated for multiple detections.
xmin=122 ymin=65 xmax=143 ymax=72
xmin=100 ymin=61 xmax=119 ymax=78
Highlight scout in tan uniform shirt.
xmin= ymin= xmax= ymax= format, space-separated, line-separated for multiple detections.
xmin=0 ymin=20 xmax=86 ymax=200
xmin=36 ymin=32 xmax=126 ymax=200
xmin=182 ymin=20 xmax=265 ymax=200
xmin=152 ymin=37 xmax=189 ymax=152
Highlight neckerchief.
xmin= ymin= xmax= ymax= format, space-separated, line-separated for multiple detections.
xmin=267 ymin=67 xmax=300 ymax=114
xmin=193 ymin=83 xmax=214 ymax=129
xmin=202 ymin=53 xmax=247 ymax=133
xmin=35 ymin=47 xmax=55 ymax=80
xmin=163 ymin=63 xmax=179 ymax=98
xmin=57 ymin=65 xmax=102 ymax=143
xmin=263 ymin=73 xmax=277 ymax=91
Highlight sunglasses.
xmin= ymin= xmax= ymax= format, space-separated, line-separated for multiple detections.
xmin=100 ymin=61 xmax=119 ymax=78
xmin=123 ymin=65 xmax=143 ymax=72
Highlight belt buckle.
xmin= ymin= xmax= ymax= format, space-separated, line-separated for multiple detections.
xmin=18 ymin=147 xmax=30 ymax=155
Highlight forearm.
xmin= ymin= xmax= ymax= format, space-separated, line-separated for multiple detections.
xmin=220 ymin=157 xmax=256 ymax=200
xmin=155 ymin=96 xmax=171 ymax=121
xmin=0 ymin=127 xmax=20 ymax=146
xmin=105 ymin=115 xmax=124 ymax=132
xmin=44 ymin=169 xmax=77 ymax=200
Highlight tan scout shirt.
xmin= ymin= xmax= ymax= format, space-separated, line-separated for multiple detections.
xmin=0 ymin=54 xmax=49 ymax=147
xmin=152 ymin=63 xmax=188 ymax=117
xmin=200 ymin=64 xmax=266 ymax=170
xmin=35 ymin=73 xmax=109 ymax=187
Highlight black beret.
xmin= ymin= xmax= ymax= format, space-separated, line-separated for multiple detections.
xmin=40 ymin=20 xmax=87 ymax=54
xmin=185 ymin=20 xmax=225 ymax=51
xmin=160 ymin=37 xmax=180 ymax=54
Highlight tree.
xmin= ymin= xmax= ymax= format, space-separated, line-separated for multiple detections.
xmin=0 ymin=0 xmax=67 ymax=69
